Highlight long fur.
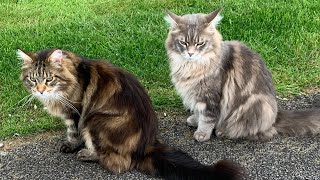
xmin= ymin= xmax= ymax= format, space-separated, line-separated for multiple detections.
xmin=164 ymin=9 xmax=320 ymax=142
xmin=275 ymin=109 xmax=320 ymax=135
xmin=147 ymin=141 xmax=244 ymax=180
xmin=19 ymin=48 xmax=244 ymax=179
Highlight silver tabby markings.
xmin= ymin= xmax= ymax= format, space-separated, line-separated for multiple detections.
xmin=165 ymin=8 xmax=320 ymax=142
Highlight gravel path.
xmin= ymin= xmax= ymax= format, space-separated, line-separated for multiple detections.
xmin=1 ymin=94 xmax=320 ymax=180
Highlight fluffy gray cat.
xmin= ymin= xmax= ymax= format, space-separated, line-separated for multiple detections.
xmin=164 ymin=8 xmax=320 ymax=142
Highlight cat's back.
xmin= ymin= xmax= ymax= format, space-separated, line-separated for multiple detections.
xmin=222 ymin=40 xmax=265 ymax=66
xmin=89 ymin=60 xmax=146 ymax=93
xmin=220 ymin=40 xmax=276 ymax=98
xmin=87 ymin=59 xmax=156 ymax=117
xmin=222 ymin=40 xmax=273 ymax=83
xmin=87 ymin=60 xmax=137 ymax=91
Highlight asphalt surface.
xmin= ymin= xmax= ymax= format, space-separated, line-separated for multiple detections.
xmin=1 ymin=94 xmax=320 ymax=180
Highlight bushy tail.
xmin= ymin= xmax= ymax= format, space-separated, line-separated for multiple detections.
xmin=138 ymin=141 xmax=245 ymax=180
xmin=275 ymin=108 xmax=320 ymax=135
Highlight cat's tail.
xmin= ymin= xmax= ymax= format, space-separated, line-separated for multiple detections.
xmin=137 ymin=140 xmax=245 ymax=180
xmin=275 ymin=108 xmax=320 ymax=135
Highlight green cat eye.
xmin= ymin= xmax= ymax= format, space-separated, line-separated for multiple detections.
xmin=196 ymin=42 xmax=205 ymax=46
xmin=46 ymin=76 xmax=53 ymax=82
xmin=178 ymin=40 xmax=188 ymax=46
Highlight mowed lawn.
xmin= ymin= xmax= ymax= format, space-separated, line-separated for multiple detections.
xmin=0 ymin=0 xmax=319 ymax=138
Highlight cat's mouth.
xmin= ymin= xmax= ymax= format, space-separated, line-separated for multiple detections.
xmin=32 ymin=89 xmax=55 ymax=100
xmin=34 ymin=91 xmax=51 ymax=99
xmin=183 ymin=54 xmax=201 ymax=61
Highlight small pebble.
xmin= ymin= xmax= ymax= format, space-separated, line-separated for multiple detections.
xmin=0 ymin=151 xmax=8 ymax=156
xmin=0 ymin=143 xmax=4 ymax=148
xmin=163 ymin=113 xmax=167 ymax=117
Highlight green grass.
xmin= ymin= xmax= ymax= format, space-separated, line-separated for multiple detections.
xmin=0 ymin=0 xmax=319 ymax=139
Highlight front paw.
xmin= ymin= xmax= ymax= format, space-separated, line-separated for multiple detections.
xmin=187 ymin=115 xmax=198 ymax=127
xmin=194 ymin=130 xmax=211 ymax=142
xmin=77 ymin=149 xmax=98 ymax=162
xmin=215 ymin=130 xmax=225 ymax=138
xmin=60 ymin=142 xmax=80 ymax=153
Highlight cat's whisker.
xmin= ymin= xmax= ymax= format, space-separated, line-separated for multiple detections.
xmin=0 ymin=94 xmax=36 ymax=117
xmin=15 ymin=94 xmax=33 ymax=106
xmin=6 ymin=94 xmax=33 ymax=111
xmin=54 ymin=95 xmax=81 ymax=116
xmin=56 ymin=94 xmax=81 ymax=109
xmin=22 ymin=95 xmax=35 ymax=107
xmin=58 ymin=98 xmax=80 ymax=116
xmin=17 ymin=47 xmax=248 ymax=179
xmin=57 ymin=94 xmax=81 ymax=104
xmin=165 ymin=8 xmax=320 ymax=144
xmin=55 ymin=98 xmax=80 ymax=116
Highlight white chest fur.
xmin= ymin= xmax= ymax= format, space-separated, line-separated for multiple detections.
xmin=169 ymin=53 xmax=218 ymax=111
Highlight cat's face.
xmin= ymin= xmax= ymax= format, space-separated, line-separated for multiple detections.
xmin=165 ymin=9 xmax=222 ymax=61
xmin=17 ymin=49 xmax=74 ymax=101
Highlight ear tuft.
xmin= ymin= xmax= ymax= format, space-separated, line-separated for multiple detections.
xmin=206 ymin=8 xmax=223 ymax=29
xmin=48 ymin=49 xmax=63 ymax=66
xmin=164 ymin=9 xmax=180 ymax=28
xmin=164 ymin=15 xmax=176 ymax=28
xmin=16 ymin=49 xmax=33 ymax=64
xmin=210 ymin=14 xmax=223 ymax=28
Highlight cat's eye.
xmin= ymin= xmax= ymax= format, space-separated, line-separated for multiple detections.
xmin=178 ymin=40 xmax=188 ymax=46
xmin=29 ymin=77 xmax=36 ymax=82
xmin=196 ymin=42 xmax=205 ymax=46
xmin=46 ymin=76 xmax=53 ymax=82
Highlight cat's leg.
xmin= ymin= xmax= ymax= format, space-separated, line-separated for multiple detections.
xmin=78 ymin=123 xmax=133 ymax=166
xmin=194 ymin=116 xmax=215 ymax=142
xmin=76 ymin=127 xmax=98 ymax=161
xmin=187 ymin=114 xmax=199 ymax=127
xmin=100 ymin=152 xmax=132 ymax=174
xmin=60 ymin=119 xmax=83 ymax=153
xmin=222 ymin=99 xmax=277 ymax=140
xmin=193 ymin=102 xmax=216 ymax=142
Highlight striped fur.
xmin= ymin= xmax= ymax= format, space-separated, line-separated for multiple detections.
xmin=165 ymin=8 xmax=320 ymax=142
xmin=18 ymin=48 xmax=245 ymax=179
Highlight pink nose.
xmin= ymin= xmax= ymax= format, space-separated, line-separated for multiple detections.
xmin=37 ymin=85 xmax=46 ymax=94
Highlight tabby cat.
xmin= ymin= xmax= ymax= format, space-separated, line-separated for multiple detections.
xmin=165 ymin=8 xmax=320 ymax=142
xmin=17 ymin=48 xmax=244 ymax=179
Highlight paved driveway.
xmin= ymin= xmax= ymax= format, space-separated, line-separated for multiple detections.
xmin=1 ymin=94 xmax=319 ymax=179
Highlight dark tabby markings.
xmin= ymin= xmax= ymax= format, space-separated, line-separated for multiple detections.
xmin=19 ymin=48 xmax=245 ymax=179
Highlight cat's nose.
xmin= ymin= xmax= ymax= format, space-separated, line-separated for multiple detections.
xmin=37 ymin=85 xmax=46 ymax=94
xmin=38 ymin=89 xmax=45 ymax=94
xmin=188 ymin=53 xmax=194 ymax=57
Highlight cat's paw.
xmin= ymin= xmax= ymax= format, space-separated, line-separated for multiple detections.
xmin=187 ymin=115 xmax=198 ymax=127
xmin=77 ymin=149 xmax=98 ymax=162
xmin=215 ymin=131 xmax=224 ymax=137
xmin=60 ymin=142 xmax=79 ymax=153
xmin=194 ymin=130 xmax=211 ymax=142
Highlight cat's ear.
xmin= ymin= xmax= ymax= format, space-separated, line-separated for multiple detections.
xmin=206 ymin=8 xmax=223 ymax=29
xmin=48 ymin=49 xmax=63 ymax=66
xmin=16 ymin=49 xmax=33 ymax=64
xmin=164 ymin=9 xmax=181 ymax=28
